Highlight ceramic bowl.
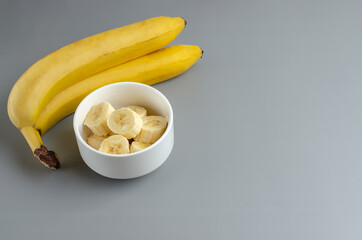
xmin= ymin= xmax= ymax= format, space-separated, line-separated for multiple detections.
xmin=73 ymin=82 xmax=174 ymax=179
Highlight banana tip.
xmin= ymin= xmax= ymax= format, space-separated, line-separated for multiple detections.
xmin=181 ymin=17 xmax=187 ymax=26
xmin=34 ymin=145 xmax=60 ymax=170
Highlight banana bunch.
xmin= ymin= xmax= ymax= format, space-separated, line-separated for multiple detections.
xmin=7 ymin=16 xmax=203 ymax=169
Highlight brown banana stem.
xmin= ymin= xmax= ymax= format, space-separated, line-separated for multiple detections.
xmin=21 ymin=126 xmax=60 ymax=169
xmin=34 ymin=145 xmax=60 ymax=169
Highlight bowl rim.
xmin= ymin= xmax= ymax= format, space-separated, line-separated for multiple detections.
xmin=73 ymin=82 xmax=174 ymax=158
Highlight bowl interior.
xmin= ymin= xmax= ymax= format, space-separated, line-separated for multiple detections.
xmin=74 ymin=82 xmax=172 ymax=143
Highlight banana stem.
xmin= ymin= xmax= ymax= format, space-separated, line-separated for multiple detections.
xmin=20 ymin=126 xmax=60 ymax=169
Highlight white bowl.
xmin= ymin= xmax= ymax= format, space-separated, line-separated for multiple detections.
xmin=73 ymin=82 xmax=174 ymax=179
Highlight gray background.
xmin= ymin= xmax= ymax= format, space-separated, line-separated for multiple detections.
xmin=1 ymin=0 xmax=362 ymax=239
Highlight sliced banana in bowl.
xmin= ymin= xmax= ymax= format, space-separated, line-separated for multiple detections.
xmin=73 ymin=82 xmax=174 ymax=179
xmin=130 ymin=141 xmax=152 ymax=153
xmin=82 ymin=102 xmax=168 ymax=155
xmin=127 ymin=106 xmax=147 ymax=117
xmin=84 ymin=102 xmax=114 ymax=136
xmin=86 ymin=135 xmax=107 ymax=150
xmin=99 ymin=135 xmax=129 ymax=154
xmin=107 ymin=108 xmax=143 ymax=139
xmin=135 ymin=116 xmax=168 ymax=144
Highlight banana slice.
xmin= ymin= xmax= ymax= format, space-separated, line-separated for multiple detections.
xmin=127 ymin=106 xmax=147 ymax=117
xmin=135 ymin=116 xmax=168 ymax=144
xmin=86 ymin=135 xmax=107 ymax=150
xmin=130 ymin=141 xmax=152 ymax=153
xmin=107 ymin=107 xmax=143 ymax=139
xmin=99 ymin=135 xmax=129 ymax=154
xmin=84 ymin=102 xmax=114 ymax=136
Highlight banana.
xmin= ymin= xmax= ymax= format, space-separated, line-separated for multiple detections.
xmin=36 ymin=45 xmax=202 ymax=135
xmin=107 ymin=108 xmax=143 ymax=139
xmin=127 ymin=106 xmax=147 ymax=117
xmin=9 ymin=16 xmax=185 ymax=127
xmin=130 ymin=141 xmax=152 ymax=153
xmin=135 ymin=116 xmax=168 ymax=144
xmin=8 ymin=17 xmax=186 ymax=169
xmin=99 ymin=135 xmax=129 ymax=155
xmin=86 ymin=135 xmax=107 ymax=150
xmin=84 ymin=102 xmax=115 ymax=136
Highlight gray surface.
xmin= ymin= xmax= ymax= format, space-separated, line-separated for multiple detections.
xmin=1 ymin=0 xmax=362 ymax=239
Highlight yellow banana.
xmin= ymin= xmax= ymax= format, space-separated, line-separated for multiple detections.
xmin=7 ymin=16 xmax=186 ymax=169
xmin=36 ymin=45 xmax=202 ymax=135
